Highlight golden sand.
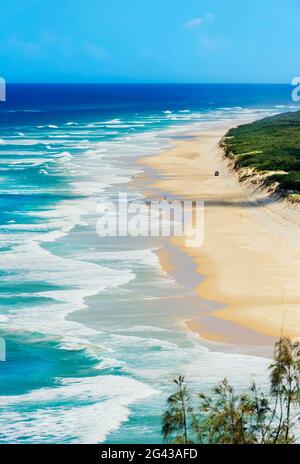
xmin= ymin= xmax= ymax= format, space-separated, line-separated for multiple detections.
xmin=141 ymin=127 xmax=300 ymax=341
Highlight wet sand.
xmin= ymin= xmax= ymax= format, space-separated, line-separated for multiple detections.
xmin=138 ymin=125 xmax=300 ymax=343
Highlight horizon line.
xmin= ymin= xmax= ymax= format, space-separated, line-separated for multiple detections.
xmin=4 ymin=81 xmax=291 ymax=86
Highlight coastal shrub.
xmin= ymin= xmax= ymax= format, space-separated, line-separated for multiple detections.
xmin=223 ymin=111 xmax=300 ymax=194
xmin=269 ymin=171 xmax=300 ymax=193
xmin=162 ymin=376 xmax=194 ymax=444
xmin=162 ymin=338 xmax=300 ymax=444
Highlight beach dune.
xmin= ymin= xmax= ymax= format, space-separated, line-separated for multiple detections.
xmin=142 ymin=126 xmax=300 ymax=342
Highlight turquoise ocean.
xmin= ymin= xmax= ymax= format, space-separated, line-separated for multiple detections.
xmin=0 ymin=84 xmax=297 ymax=443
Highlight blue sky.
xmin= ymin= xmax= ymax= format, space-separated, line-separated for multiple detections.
xmin=0 ymin=0 xmax=299 ymax=83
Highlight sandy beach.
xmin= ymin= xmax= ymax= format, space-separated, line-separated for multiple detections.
xmin=140 ymin=124 xmax=300 ymax=343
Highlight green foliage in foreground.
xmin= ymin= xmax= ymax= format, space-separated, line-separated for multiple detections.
xmin=162 ymin=338 xmax=300 ymax=444
xmin=222 ymin=111 xmax=300 ymax=194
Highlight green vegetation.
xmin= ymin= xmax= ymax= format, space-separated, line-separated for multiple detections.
xmin=222 ymin=111 xmax=300 ymax=196
xmin=162 ymin=338 xmax=300 ymax=444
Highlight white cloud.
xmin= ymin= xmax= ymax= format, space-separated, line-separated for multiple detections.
xmin=183 ymin=12 xmax=215 ymax=30
xmin=183 ymin=17 xmax=203 ymax=29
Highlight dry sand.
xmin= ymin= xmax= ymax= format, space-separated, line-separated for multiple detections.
xmin=140 ymin=126 xmax=300 ymax=342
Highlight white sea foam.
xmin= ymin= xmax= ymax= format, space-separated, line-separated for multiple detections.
xmin=0 ymin=104 xmax=284 ymax=444
xmin=48 ymin=134 xmax=70 ymax=138
xmin=77 ymin=249 xmax=160 ymax=268
xmin=115 ymin=325 xmax=171 ymax=333
xmin=102 ymin=118 xmax=122 ymax=124
xmin=37 ymin=125 xmax=58 ymax=129
xmin=0 ymin=158 xmax=48 ymax=167
xmin=0 ymin=198 xmax=89 ymax=240
xmin=3 ymin=139 xmax=48 ymax=146
xmin=0 ymin=376 xmax=157 ymax=444
xmin=53 ymin=151 xmax=73 ymax=161
xmin=105 ymin=124 xmax=136 ymax=129
xmin=0 ymin=241 xmax=135 ymax=338
xmin=109 ymin=334 xmax=179 ymax=351
xmin=129 ymin=338 xmax=271 ymax=389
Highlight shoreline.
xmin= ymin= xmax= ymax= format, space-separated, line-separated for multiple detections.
xmin=138 ymin=122 xmax=300 ymax=343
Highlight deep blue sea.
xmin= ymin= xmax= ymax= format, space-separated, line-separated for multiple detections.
xmin=0 ymin=84 xmax=297 ymax=443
